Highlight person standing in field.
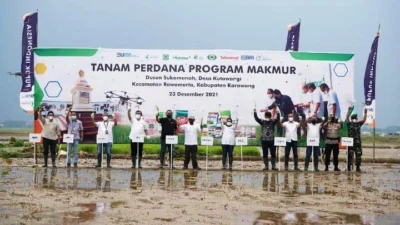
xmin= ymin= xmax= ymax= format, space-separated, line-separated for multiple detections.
xmin=156 ymin=110 xmax=178 ymax=169
xmin=128 ymin=108 xmax=149 ymax=169
xmin=281 ymin=113 xmax=301 ymax=171
xmin=65 ymin=106 xmax=84 ymax=168
xmin=91 ymin=110 xmax=117 ymax=168
xmin=304 ymin=115 xmax=322 ymax=171
xmin=254 ymin=109 xmax=278 ymax=170
xmin=221 ymin=117 xmax=238 ymax=170
xmin=323 ymin=114 xmax=342 ymax=171
xmin=38 ymin=107 xmax=61 ymax=168
xmin=180 ymin=116 xmax=202 ymax=170
xmin=346 ymin=107 xmax=367 ymax=172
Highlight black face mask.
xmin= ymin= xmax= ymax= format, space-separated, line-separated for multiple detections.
xmin=311 ymin=120 xmax=317 ymax=124
xmin=330 ymin=118 xmax=335 ymax=122
xmin=167 ymin=114 xmax=172 ymax=118
xmin=188 ymin=119 xmax=194 ymax=125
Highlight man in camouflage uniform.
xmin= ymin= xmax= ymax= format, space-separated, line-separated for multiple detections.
xmin=346 ymin=107 xmax=367 ymax=172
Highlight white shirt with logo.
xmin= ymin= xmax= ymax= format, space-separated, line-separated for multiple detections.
xmin=327 ymin=90 xmax=341 ymax=119
xmin=180 ymin=124 xmax=201 ymax=145
xmin=283 ymin=121 xmax=299 ymax=142
xmin=307 ymin=123 xmax=321 ymax=139
xmin=310 ymin=90 xmax=325 ymax=118
xmin=96 ymin=121 xmax=115 ymax=143
xmin=129 ymin=119 xmax=147 ymax=140
xmin=221 ymin=124 xmax=235 ymax=145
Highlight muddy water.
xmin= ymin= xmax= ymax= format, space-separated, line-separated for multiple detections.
xmin=1 ymin=166 xmax=400 ymax=224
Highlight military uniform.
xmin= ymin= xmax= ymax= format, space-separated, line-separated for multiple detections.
xmin=347 ymin=121 xmax=363 ymax=170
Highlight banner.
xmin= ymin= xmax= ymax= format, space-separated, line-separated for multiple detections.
xmin=20 ymin=12 xmax=38 ymax=113
xmin=33 ymin=49 xmax=354 ymax=145
xmin=285 ymin=22 xmax=301 ymax=51
xmin=363 ymin=34 xmax=380 ymax=127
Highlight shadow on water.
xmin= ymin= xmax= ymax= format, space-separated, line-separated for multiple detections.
xmin=0 ymin=167 xmax=399 ymax=196
xmin=251 ymin=210 xmax=400 ymax=225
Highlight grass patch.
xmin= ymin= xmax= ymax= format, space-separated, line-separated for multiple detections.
xmin=0 ymin=128 xmax=33 ymax=134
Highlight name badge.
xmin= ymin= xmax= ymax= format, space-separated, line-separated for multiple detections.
xmin=274 ymin=137 xmax=286 ymax=146
xmin=96 ymin=134 xmax=109 ymax=144
xmin=166 ymin=135 xmax=178 ymax=144
xmin=341 ymin=137 xmax=354 ymax=147
xmin=235 ymin=137 xmax=248 ymax=146
xmin=132 ymin=135 xmax=144 ymax=143
xmin=29 ymin=133 xmax=41 ymax=143
xmin=307 ymin=138 xmax=320 ymax=147
xmin=201 ymin=136 xmax=214 ymax=146
xmin=63 ymin=134 xmax=74 ymax=143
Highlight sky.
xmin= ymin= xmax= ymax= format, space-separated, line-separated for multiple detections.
xmin=0 ymin=0 xmax=399 ymax=128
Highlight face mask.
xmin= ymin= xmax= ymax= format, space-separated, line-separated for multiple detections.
xmin=311 ymin=120 xmax=317 ymax=124
xmin=330 ymin=117 xmax=335 ymax=122
xmin=309 ymin=90 xmax=313 ymax=93
xmin=189 ymin=119 xmax=194 ymax=124
xmin=226 ymin=122 xmax=232 ymax=126
xmin=135 ymin=114 xmax=141 ymax=120
xmin=71 ymin=116 xmax=77 ymax=120
xmin=267 ymin=94 xmax=272 ymax=98
xmin=167 ymin=114 xmax=172 ymax=118
xmin=48 ymin=116 xmax=54 ymax=120
xmin=324 ymin=91 xmax=328 ymax=94
xmin=288 ymin=117 xmax=294 ymax=122
xmin=352 ymin=119 xmax=357 ymax=123
xmin=103 ymin=116 xmax=108 ymax=121
xmin=266 ymin=118 xmax=271 ymax=121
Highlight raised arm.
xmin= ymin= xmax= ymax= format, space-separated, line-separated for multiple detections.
xmin=38 ymin=106 xmax=45 ymax=124
xmin=113 ymin=113 xmax=118 ymax=127
xmin=127 ymin=108 xmax=132 ymax=122
xmin=91 ymin=113 xmax=96 ymax=127
xmin=253 ymin=109 xmax=262 ymax=125
xmin=66 ymin=107 xmax=71 ymax=124
xmin=345 ymin=106 xmax=352 ymax=122
xmin=200 ymin=118 xmax=203 ymax=132
xmin=234 ymin=118 xmax=239 ymax=129
xmin=156 ymin=113 xmax=160 ymax=123
xmin=360 ymin=108 xmax=367 ymax=125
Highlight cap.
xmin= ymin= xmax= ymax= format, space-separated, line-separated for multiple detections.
xmin=189 ymin=116 xmax=195 ymax=119
xmin=351 ymin=114 xmax=358 ymax=119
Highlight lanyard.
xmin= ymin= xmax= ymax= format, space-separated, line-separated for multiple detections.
xmin=104 ymin=122 xmax=109 ymax=131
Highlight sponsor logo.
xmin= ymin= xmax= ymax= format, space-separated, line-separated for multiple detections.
xmin=256 ymin=55 xmax=271 ymax=61
xmin=207 ymin=54 xmax=217 ymax=60
xmin=116 ymin=52 xmax=138 ymax=58
xmin=194 ymin=55 xmax=204 ymax=60
xmin=173 ymin=55 xmax=191 ymax=60
xmin=241 ymin=55 xmax=254 ymax=60
xmin=145 ymin=55 xmax=159 ymax=60
xmin=162 ymin=54 xmax=170 ymax=60
xmin=176 ymin=116 xmax=188 ymax=125
xmin=220 ymin=56 xmax=239 ymax=60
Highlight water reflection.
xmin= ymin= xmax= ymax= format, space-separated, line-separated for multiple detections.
xmin=184 ymin=171 xmax=198 ymax=189
xmin=222 ymin=171 xmax=233 ymax=187
xmin=130 ymin=170 xmax=142 ymax=190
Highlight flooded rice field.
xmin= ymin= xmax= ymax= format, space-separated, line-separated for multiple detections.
xmin=0 ymin=164 xmax=399 ymax=224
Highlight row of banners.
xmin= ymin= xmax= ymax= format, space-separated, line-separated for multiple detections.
xmin=20 ymin=13 xmax=378 ymax=128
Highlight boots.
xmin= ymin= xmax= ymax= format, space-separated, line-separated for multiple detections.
xmin=263 ymin=158 xmax=269 ymax=170
xmin=356 ymin=165 xmax=361 ymax=172
xmin=347 ymin=164 xmax=352 ymax=171
xmin=294 ymin=157 xmax=300 ymax=171
xmin=304 ymin=157 xmax=310 ymax=171
xmin=334 ymin=167 xmax=341 ymax=171
xmin=138 ymin=156 xmax=142 ymax=169
xmin=51 ymin=154 xmax=56 ymax=168
xmin=314 ymin=159 xmax=319 ymax=172
xmin=222 ymin=157 xmax=227 ymax=170
xmin=159 ymin=153 xmax=165 ymax=168
xmin=229 ymin=157 xmax=233 ymax=170
xmin=325 ymin=165 xmax=329 ymax=171
xmin=131 ymin=156 xmax=136 ymax=169
xmin=106 ymin=155 xmax=112 ymax=168
xmin=43 ymin=154 xmax=48 ymax=167
xmin=271 ymin=158 xmax=278 ymax=171
xmin=284 ymin=157 xmax=289 ymax=171
xmin=96 ymin=154 xmax=102 ymax=167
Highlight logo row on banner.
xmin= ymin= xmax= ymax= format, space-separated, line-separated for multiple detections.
xmin=29 ymin=133 xmax=355 ymax=147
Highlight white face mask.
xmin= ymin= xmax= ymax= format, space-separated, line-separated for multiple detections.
xmin=267 ymin=94 xmax=272 ymax=98
xmin=266 ymin=118 xmax=271 ymax=121
xmin=103 ymin=116 xmax=108 ymax=121
xmin=71 ymin=116 xmax=77 ymax=120
xmin=288 ymin=117 xmax=294 ymax=122
xmin=135 ymin=114 xmax=141 ymax=120
xmin=324 ymin=91 xmax=328 ymax=94
xmin=48 ymin=116 xmax=54 ymax=120
xmin=226 ymin=122 xmax=232 ymax=126
xmin=352 ymin=119 xmax=357 ymax=123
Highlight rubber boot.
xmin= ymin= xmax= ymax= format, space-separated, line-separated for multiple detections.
xmin=222 ymin=157 xmax=227 ymax=170
xmin=159 ymin=153 xmax=165 ymax=169
xmin=347 ymin=164 xmax=352 ymax=172
xmin=138 ymin=156 xmax=142 ymax=169
xmin=294 ymin=157 xmax=300 ymax=171
xmin=325 ymin=165 xmax=329 ymax=171
xmin=131 ymin=156 xmax=136 ymax=169
xmin=271 ymin=158 xmax=278 ymax=171
xmin=334 ymin=167 xmax=340 ymax=171
xmin=229 ymin=157 xmax=233 ymax=170
xmin=96 ymin=154 xmax=102 ymax=168
xmin=304 ymin=157 xmax=310 ymax=171
xmin=51 ymin=154 xmax=56 ymax=168
xmin=284 ymin=157 xmax=289 ymax=171
xmin=356 ymin=165 xmax=361 ymax=172
xmin=263 ymin=158 xmax=269 ymax=170
xmin=43 ymin=154 xmax=48 ymax=168
xmin=106 ymin=155 xmax=112 ymax=168
xmin=314 ymin=159 xmax=319 ymax=172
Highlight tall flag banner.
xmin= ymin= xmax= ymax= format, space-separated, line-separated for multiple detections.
xmin=363 ymin=31 xmax=380 ymax=127
xmin=20 ymin=12 xmax=38 ymax=113
xmin=285 ymin=21 xmax=301 ymax=51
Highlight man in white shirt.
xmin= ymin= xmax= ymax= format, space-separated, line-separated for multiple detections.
xmin=91 ymin=111 xmax=118 ymax=168
xmin=295 ymin=84 xmax=312 ymax=137
xmin=308 ymin=83 xmax=325 ymax=118
xmin=180 ymin=116 xmax=202 ymax=170
xmin=221 ymin=117 xmax=238 ymax=170
xmin=128 ymin=108 xmax=148 ymax=169
xmin=320 ymin=83 xmax=341 ymax=119
xmin=281 ymin=114 xmax=301 ymax=171
xmin=305 ymin=115 xmax=322 ymax=171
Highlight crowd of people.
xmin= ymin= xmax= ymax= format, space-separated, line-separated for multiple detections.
xmin=36 ymin=82 xmax=366 ymax=172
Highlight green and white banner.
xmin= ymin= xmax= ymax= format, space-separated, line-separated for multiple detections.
xmin=33 ymin=48 xmax=354 ymax=143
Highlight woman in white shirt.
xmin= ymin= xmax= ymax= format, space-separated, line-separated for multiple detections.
xmin=221 ymin=117 xmax=238 ymax=170
xmin=128 ymin=109 xmax=148 ymax=169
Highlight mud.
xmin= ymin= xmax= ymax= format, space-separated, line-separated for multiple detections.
xmin=0 ymin=163 xmax=400 ymax=224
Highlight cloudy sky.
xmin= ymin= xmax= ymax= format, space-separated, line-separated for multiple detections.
xmin=0 ymin=0 xmax=399 ymax=127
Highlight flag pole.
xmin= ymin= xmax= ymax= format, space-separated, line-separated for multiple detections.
xmin=373 ymin=24 xmax=380 ymax=164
